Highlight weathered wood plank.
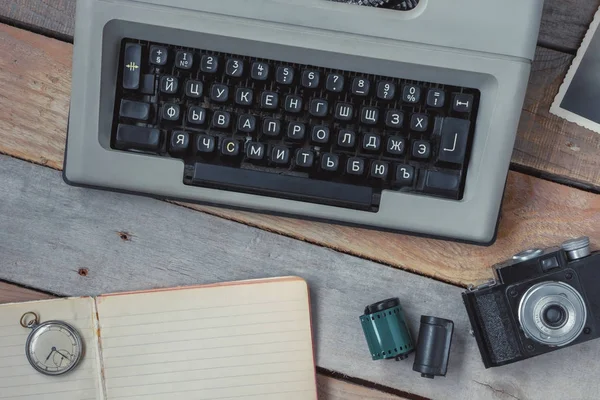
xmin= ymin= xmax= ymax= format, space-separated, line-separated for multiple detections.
xmin=538 ymin=0 xmax=600 ymax=52
xmin=1 ymin=24 xmax=599 ymax=286
xmin=2 ymin=154 xmax=600 ymax=400
xmin=0 ymin=0 xmax=75 ymax=40
xmin=1 ymin=0 xmax=598 ymax=52
xmin=0 ymin=282 xmax=54 ymax=303
xmin=0 ymin=282 xmax=406 ymax=400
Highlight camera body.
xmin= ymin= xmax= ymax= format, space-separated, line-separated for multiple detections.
xmin=463 ymin=237 xmax=600 ymax=368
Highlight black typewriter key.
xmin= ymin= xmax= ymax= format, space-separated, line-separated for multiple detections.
xmin=162 ymin=103 xmax=180 ymax=121
xmin=301 ymin=70 xmax=320 ymax=88
xmin=295 ymin=149 xmax=315 ymax=168
xmin=438 ymin=118 xmax=470 ymax=165
xmin=309 ymin=99 xmax=328 ymax=117
xmin=175 ymin=50 xmax=193 ymax=70
xmin=422 ymin=170 xmax=460 ymax=198
xmin=453 ymin=93 xmax=474 ymax=113
xmin=271 ymin=145 xmax=291 ymax=165
xmin=251 ymin=61 xmax=270 ymax=80
xmin=321 ymin=153 xmax=339 ymax=172
xmin=149 ymin=45 xmax=168 ymax=66
xmin=225 ymin=59 xmax=244 ymax=78
xmin=410 ymin=114 xmax=429 ymax=132
xmin=187 ymin=106 xmax=207 ymax=125
xmin=287 ymin=122 xmax=306 ymax=140
xmin=402 ymin=84 xmax=421 ymax=104
xmin=120 ymin=100 xmax=150 ymax=121
xmin=115 ymin=124 xmax=160 ymax=151
xmin=246 ymin=142 xmax=266 ymax=161
xmin=335 ymin=103 xmax=354 ymax=121
xmin=385 ymin=110 xmax=404 ymax=129
xmin=311 ymin=126 xmax=330 ymax=144
xmin=326 ymin=73 xmax=345 ymax=93
xmin=211 ymin=84 xmax=229 ymax=102
xmin=235 ymin=88 xmax=254 ymax=106
xmin=276 ymin=66 xmax=294 ymax=85
xmin=201 ymin=55 xmax=219 ymax=73
xmin=361 ymin=107 xmax=379 ymax=125
xmin=160 ymin=76 xmax=178 ymax=94
xmin=362 ymin=133 xmax=381 ymax=152
xmin=352 ymin=77 xmax=370 ymax=96
xmin=346 ymin=157 xmax=365 ymax=176
xmin=123 ymin=43 xmax=141 ymax=90
xmin=337 ymin=129 xmax=356 ymax=148
xmin=386 ymin=136 xmax=405 ymax=156
xmin=261 ymin=92 xmax=279 ymax=110
xmin=263 ymin=118 xmax=281 ymax=137
xmin=185 ymin=80 xmax=203 ymax=98
xmin=196 ymin=134 xmax=216 ymax=153
xmin=412 ymin=140 xmax=431 ymax=159
xmin=237 ymin=114 xmax=256 ymax=133
xmin=170 ymin=131 xmax=190 ymax=153
xmin=370 ymin=161 xmax=389 ymax=180
xmin=140 ymin=74 xmax=155 ymax=95
xmin=427 ymin=89 xmax=445 ymax=108
xmin=377 ymin=81 xmax=396 ymax=100
xmin=284 ymin=95 xmax=303 ymax=113
xmin=221 ymin=138 xmax=241 ymax=157
xmin=212 ymin=111 xmax=231 ymax=129
xmin=394 ymin=165 xmax=415 ymax=186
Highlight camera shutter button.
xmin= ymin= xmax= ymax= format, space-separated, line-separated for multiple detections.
xmin=561 ymin=237 xmax=591 ymax=261
xmin=512 ymin=248 xmax=543 ymax=262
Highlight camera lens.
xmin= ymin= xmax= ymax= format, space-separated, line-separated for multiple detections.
xmin=542 ymin=304 xmax=567 ymax=328
xmin=518 ymin=282 xmax=587 ymax=347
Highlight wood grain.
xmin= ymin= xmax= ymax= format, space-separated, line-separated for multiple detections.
xmin=1 ymin=0 xmax=598 ymax=52
xmin=0 ymin=0 xmax=75 ymax=40
xmin=0 ymin=282 xmax=406 ymax=400
xmin=0 ymin=282 xmax=54 ymax=303
xmin=2 ymin=154 xmax=600 ymax=400
xmin=0 ymin=23 xmax=599 ymax=285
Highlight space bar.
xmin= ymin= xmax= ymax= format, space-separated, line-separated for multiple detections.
xmin=191 ymin=163 xmax=374 ymax=209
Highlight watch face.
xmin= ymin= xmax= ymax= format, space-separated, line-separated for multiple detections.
xmin=25 ymin=321 xmax=83 ymax=376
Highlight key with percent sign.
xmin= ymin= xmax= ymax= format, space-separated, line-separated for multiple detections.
xmin=402 ymin=84 xmax=421 ymax=104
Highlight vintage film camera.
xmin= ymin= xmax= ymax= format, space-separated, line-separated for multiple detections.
xmin=463 ymin=237 xmax=599 ymax=368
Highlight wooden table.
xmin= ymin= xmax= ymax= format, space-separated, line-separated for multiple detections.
xmin=0 ymin=1 xmax=599 ymax=399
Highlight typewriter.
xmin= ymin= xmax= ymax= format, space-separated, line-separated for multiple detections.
xmin=64 ymin=0 xmax=544 ymax=244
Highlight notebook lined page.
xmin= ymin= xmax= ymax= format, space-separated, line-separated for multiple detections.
xmin=96 ymin=277 xmax=317 ymax=400
xmin=0 ymin=298 xmax=104 ymax=400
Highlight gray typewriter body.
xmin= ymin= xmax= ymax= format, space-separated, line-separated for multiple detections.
xmin=64 ymin=0 xmax=544 ymax=244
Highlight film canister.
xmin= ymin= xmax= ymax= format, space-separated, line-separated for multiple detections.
xmin=413 ymin=316 xmax=454 ymax=378
xmin=360 ymin=298 xmax=414 ymax=361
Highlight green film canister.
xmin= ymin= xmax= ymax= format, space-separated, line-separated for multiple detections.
xmin=360 ymin=298 xmax=415 ymax=361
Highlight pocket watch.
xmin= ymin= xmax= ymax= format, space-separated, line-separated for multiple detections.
xmin=20 ymin=312 xmax=84 ymax=376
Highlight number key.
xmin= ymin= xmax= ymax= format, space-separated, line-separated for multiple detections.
xmin=276 ymin=66 xmax=295 ymax=85
xmin=352 ymin=77 xmax=370 ymax=96
xmin=201 ymin=55 xmax=219 ymax=73
xmin=251 ymin=61 xmax=270 ymax=81
xmin=225 ymin=59 xmax=244 ymax=77
xmin=326 ymin=73 xmax=345 ymax=92
xmin=175 ymin=51 xmax=193 ymax=70
xmin=301 ymin=70 xmax=320 ymax=88
xmin=377 ymin=81 xmax=396 ymax=100
xmin=402 ymin=84 xmax=421 ymax=104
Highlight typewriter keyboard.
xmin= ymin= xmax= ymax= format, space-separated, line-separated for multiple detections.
xmin=112 ymin=39 xmax=480 ymax=211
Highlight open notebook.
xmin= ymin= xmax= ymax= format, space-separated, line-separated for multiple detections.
xmin=0 ymin=277 xmax=317 ymax=400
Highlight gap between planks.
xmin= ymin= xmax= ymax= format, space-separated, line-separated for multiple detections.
xmin=0 ymin=24 xmax=599 ymax=286
xmin=0 ymin=281 xmax=410 ymax=400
